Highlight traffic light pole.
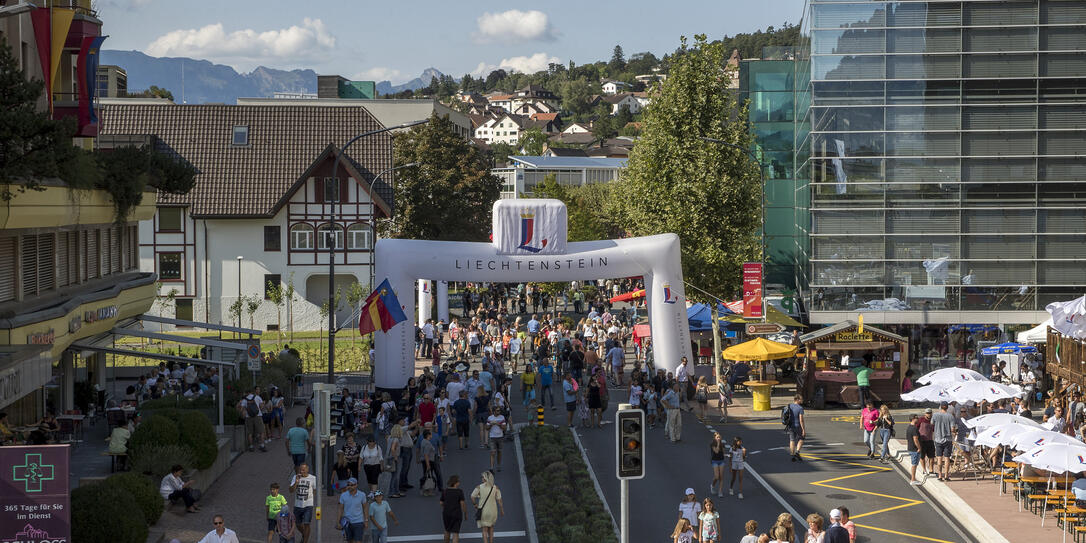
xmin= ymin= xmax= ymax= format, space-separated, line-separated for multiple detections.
xmin=620 ymin=477 xmax=629 ymax=543
xmin=616 ymin=402 xmax=636 ymax=543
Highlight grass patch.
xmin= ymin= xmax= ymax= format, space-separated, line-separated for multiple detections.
xmin=520 ymin=426 xmax=617 ymax=543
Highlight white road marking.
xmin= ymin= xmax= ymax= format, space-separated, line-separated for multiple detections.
xmin=825 ymin=442 xmax=845 ymax=446
xmin=745 ymin=462 xmax=809 ymax=530
xmin=749 ymin=450 xmax=763 ymax=454
xmin=766 ymin=446 xmax=789 ymax=451
xmin=388 ymin=531 xmax=527 ymax=541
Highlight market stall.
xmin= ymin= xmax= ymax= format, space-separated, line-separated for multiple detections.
xmin=721 ymin=337 xmax=798 ymax=411
xmin=799 ymin=320 xmax=908 ymax=407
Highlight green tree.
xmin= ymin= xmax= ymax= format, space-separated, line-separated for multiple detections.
xmin=489 ymin=142 xmax=515 ymax=165
xmin=387 ymin=114 xmax=501 ymax=242
xmin=619 ymin=34 xmax=761 ymax=372
xmin=518 ymin=128 xmax=548 ymax=155
xmin=613 ymin=104 xmax=634 ymax=131
xmin=284 ymin=272 xmax=297 ymax=341
xmin=531 ymin=175 xmax=621 ymax=241
xmin=592 ymin=108 xmax=616 ymax=141
xmin=126 ymin=85 xmax=174 ymax=101
xmin=559 ymin=78 xmax=596 ymax=119
xmin=244 ymin=294 xmax=262 ymax=331
xmin=266 ymin=279 xmax=285 ymax=347
xmin=610 ymin=45 xmax=626 ymax=72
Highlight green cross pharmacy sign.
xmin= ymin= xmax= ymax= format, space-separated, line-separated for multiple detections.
xmin=0 ymin=445 xmax=70 ymax=542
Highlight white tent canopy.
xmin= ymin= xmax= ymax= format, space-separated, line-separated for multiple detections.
xmin=1017 ymin=318 xmax=1052 ymax=344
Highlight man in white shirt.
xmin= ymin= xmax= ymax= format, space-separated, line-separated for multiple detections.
xmin=446 ymin=373 xmax=465 ymax=403
xmin=290 ymin=463 xmax=318 ymax=543
xmin=422 ymin=320 xmax=435 ymax=358
xmin=198 ymin=515 xmax=239 ymax=543
xmin=676 ymin=357 xmax=691 ymax=411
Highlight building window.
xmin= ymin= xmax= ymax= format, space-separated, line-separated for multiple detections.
xmin=290 ymin=223 xmax=314 ymax=250
xmin=264 ymin=225 xmax=281 ymax=251
xmin=175 ymin=298 xmax=193 ymax=321
xmin=347 ymin=224 xmax=371 ymax=250
xmin=232 ymin=125 xmax=249 ymax=146
xmin=158 ymin=252 xmax=182 ymax=280
xmin=264 ymin=274 xmax=281 ymax=299
xmin=323 ymin=177 xmax=341 ymax=203
xmin=159 ymin=207 xmax=183 ymax=231
xmin=317 ymin=223 xmax=344 ymax=250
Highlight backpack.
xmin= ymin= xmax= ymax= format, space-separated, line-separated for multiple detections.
xmin=245 ymin=395 xmax=260 ymax=418
xmin=781 ymin=404 xmax=793 ymax=427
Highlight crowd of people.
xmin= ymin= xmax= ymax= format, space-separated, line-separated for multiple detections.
xmin=670 ymin=506 xmax=859 ymax=543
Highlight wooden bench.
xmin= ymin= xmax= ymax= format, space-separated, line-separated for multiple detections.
xmin=1028 ymin=494 xmax=1055 ymax=514
xmin=1075 ymin=525 xmax=1086 ymax=542
xmin=100 ymin=451 xmax=127 ymax=472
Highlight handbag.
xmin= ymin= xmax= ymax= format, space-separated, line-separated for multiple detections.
xmin=475 ymin=485 xmax=494 ymax=522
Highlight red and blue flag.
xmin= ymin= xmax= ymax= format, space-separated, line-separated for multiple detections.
xmin=358 ymin=278 xmax=407 ymax=335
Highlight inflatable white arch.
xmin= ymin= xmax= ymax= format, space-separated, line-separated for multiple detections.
xmin=373 ymin=199 xmax=693 ymax=389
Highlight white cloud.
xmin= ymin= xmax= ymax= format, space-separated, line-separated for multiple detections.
xmin=471 ymin=53 xmax=561 ymax=77
xmin=353 ymin=67 xmax=404 ymax=83
xmin=145 ymin=18 xmax=336 ymax=71
xmin=471 ymin=53 xmax=562 ymax=77
xmin=473 ymin=10 xmax=556 ymax=43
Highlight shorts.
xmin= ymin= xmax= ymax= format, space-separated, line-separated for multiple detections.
xmin=566 ymin=401 xmax=577 ymax=412
xmin=262 ymin=412 xmax=273 ymax=424
xmin=787 ymin=427 xmax=804 ymax=442
xmin=291 ymin=453 xmax=306 ymax=467
xmin=344 ymin=522 xmax=365 ymax=540
xmin=732 ymin=460 xmax=745 ymax=471
xmin=267 ymin=518 xmax=277 ymax=531
xmin=909 ymin=451 xmax=921 ymax=466
xmin=456 ymin=421 xmax=470 ymax=437
xmin=489 ymin=436 xmax=504 ymax=451
xmin=935 ymin=440 xmax=953 ymax=458
xmin=294 ymin=506 xmax=313 ymax=524
xmin=476 ymin=413 xmax=488 ymax=424
xmin=920 ymin=440 xmax=936 ymax=459
xmin=711 ymin=459 xmax=727 ymax=467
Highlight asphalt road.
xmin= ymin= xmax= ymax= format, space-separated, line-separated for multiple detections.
xmin=524 ymin=386 xmax=972 ymax=543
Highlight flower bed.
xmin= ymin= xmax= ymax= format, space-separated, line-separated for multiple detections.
xmin=520 ymin=426 xmax=617 ymax=543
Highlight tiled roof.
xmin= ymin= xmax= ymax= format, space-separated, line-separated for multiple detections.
xmin=99 ymin=104 xmax=392 ymax=218
xmin=531 ymin=113 xmax=559 ymax=122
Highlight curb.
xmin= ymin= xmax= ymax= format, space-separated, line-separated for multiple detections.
xmin=512 ymin=423 xmax=540 ymax=543
xmin=885 ymin=438 xmax=1009 ymax=543
xmin=569 ymin=425 xmax=621 ymax=541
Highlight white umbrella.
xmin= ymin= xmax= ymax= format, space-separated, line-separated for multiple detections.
xmin=917 ymin=367 xmax=987 ymax=385
xmin=944 ymin=381 xmax=1023 ymax=403
xmin=1013 ymin=441 xmax=1086 ymax=539
xmin=1008 ymin=429 xmax=1085 ymax=452
xmin=974 ymin=423 xmax=1036 ymax=448
xmin=965 ymin=413 xmax=1044 ymax=431
xmin=900 ymin=384 xmax=952 ymax=403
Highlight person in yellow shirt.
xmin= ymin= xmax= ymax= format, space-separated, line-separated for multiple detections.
xmin=264 ymin=482 xmax=288 ymax=543
xmin=0 ymin=412 xmax=15 ymax=444
xmin=521 ymin=364 xmax=537 ymax=412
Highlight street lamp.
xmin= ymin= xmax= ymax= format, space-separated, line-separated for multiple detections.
xmin=327 ymin=119 xmax=429 ymax=386
xmin=367 ymin=162 xmax=419 ymax=292
xmin=236 ymin=256 xmax=243 ymax=330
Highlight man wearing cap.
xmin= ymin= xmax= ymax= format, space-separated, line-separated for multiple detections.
xmin=338 ymin=478 xmax=368 ymax=543
xmin=932 ymin=402 xmax=955 ymax=481
xmin=825 ymin=509 xmax=850 ymax=543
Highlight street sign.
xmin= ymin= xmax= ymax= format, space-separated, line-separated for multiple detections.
xmin=247 ymin=344 xmax=261 ymax=372
xmin=746 ymin=323 xmax=785 ymax=335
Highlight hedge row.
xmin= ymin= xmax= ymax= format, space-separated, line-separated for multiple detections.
xmin=130 ymin=409 xmax=217 ymax=475
xmin=72 ymin=472 xmax=161 ymax=543
xmin=520 ymin=426 xmax=617 ymax=543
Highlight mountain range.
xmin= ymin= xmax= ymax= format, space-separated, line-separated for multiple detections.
xmin=99 ymin=50 xmax=443 ymax=104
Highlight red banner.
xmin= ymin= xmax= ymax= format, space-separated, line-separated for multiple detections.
xmin=742 ymin=262 xmax=763 ymax=318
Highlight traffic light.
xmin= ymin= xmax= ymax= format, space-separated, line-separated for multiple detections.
xmin=616 ymin=408 xmax=645 ymax=479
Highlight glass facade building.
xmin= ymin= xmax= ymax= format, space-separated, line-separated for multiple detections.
xmin=796 ymin=0 xmax=1086 ymax=326
xmin=740 ymin=50 xmax=803 ymax=291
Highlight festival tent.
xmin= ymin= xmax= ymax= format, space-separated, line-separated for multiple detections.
xmin=721 ymin=337 xmax=798 ymax=361
xmin=1017 ymin=318 xmax=1053 ymax=344
xmin=686 ymin=302 xmax=737 ymax=332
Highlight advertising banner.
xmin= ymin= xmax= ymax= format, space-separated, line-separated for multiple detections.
xmin=0 ymin=445 xmax=70 ymax=543
xmin=743 ymin=262 xmax=764 ymax=319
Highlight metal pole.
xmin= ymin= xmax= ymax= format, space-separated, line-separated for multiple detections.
xmin=620 ymin=478 xmax=629 ymax=543
xmin=328 ymin=120 xmax=429 ymax=386
xmin=366 ymin=162 xmax=419 ymax=294
xmin=236 ymin=256 xmax=243 ymax=330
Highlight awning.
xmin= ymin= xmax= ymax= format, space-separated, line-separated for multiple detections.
xmin=69 ymin=342 xmax=236 ymax=367
xmin=718 ymin=305 xmax=806 ymax=328
xmin=139 ymin=314 xmax=261 ymax=335
xmin=1017 ymin=319 xmax=1052 ymax=344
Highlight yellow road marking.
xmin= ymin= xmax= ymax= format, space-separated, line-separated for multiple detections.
xmin=803 ymin=453 xmax=955 ymax=543
xmin=831 ymin=415 xmax=862 ymax=422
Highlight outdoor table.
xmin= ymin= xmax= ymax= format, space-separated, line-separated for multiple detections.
xmin=744 ymin=380 xmax=779 ymax=411
xmin=57 ymin=414 xmax=85 ymax=440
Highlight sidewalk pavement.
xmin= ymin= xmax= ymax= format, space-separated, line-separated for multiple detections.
xmin=884 ymin=436 xmax=1068 ymax=543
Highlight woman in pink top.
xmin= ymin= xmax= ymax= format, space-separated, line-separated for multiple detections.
xmin=860 ymin=400 xmax=879 ymax=458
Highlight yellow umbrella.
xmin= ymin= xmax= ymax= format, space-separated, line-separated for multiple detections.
xmin=721 ymin=337 xmax=798 ymax=361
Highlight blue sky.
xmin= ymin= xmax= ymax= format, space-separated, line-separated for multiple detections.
xmin=99 ymin=0 xmax=804 ymax=82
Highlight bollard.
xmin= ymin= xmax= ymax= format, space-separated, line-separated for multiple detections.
xmin=537 ymin=405 xmax=545 ymax=426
